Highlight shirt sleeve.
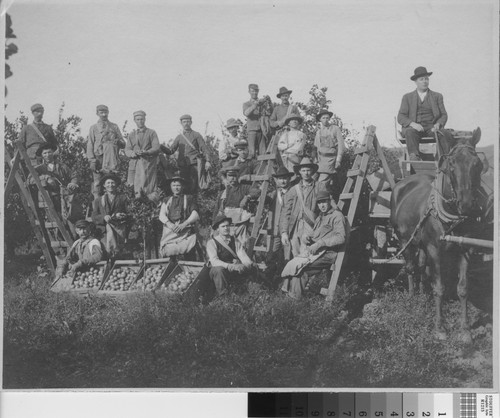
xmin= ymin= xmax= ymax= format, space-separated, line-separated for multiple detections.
xmin=83 ymin=239 xmax=104 ymax=265
xmin=206 ymin=239 xmax=231 ymax=269
xmin=397 ymin=94 xmax=412 ymax=128
xmin=335 ymin=127 xmax=345 ymax=159
xmin=146 ymin=130 xmax=160 ymax=155
xmin=86 ymin=129 xmax=96 ymax=163
xmin=269 ymin=106 xmax=279 ymax=128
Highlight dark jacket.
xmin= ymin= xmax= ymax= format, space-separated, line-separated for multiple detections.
xmin=92 ymin=193 xmax=128 ymax=229
xmin=397 ymin=89 xmax=448 ymax=136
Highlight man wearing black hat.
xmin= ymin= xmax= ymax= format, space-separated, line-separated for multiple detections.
xmin=243 ymin=84 xmax=268 ymax=158
xmin=162 ymin=114 xmax=211 ymax=194
xmin=280 ymin=157 xmax=321 ymax=259
xmin=17 ymin=103 xmax=58 ymax=165
xmin=397 ymin=67 xmax=449 ymax=161
xmin=206 ymin=214 xmax=254 ymax=296
xmin=92 ymin=173 xmax=129 ymax=256
xmin=28 ymin=142 xmax=79 ymax=215
xmin=281 ymin=190 xmax=348 ymax=299
xmin=63 ymin=220 xmax=105 ymax=275
xmin=87 ymin=105 xmax=125 ymax=199
xmin=270 ymin=87 xmax=299 ymax=130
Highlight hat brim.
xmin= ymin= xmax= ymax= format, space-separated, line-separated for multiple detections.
xmin=272 ymin=171 xmax=294 ymax=178
xmin=316 ymin=111 xmax=334 ymax=122
xmin=410 ymin=72 xmax=433 ymax=81
xmin=212 ymin=216 xmax=232 ymax=230
xmin=99 ymin=174 xmax=121 ymax=188
xmin=167 ymin=176 xmax=185 ymax=183
xmin=277 ymin=90 xmax=292 ymax=98
xmin=285 ymin=116 xmax=303 ymax=125
xmin=294 ymin=163 xmax=319 ymax=174
xmin=225 ymin=124 xmax=239 ymax=129
xmin=35 ymin=144 xmax=57 ymax=156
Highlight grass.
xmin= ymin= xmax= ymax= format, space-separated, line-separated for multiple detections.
xmin=3 ymin=260 xmax=493 ymax=389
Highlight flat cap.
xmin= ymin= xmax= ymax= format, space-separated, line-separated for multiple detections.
xmin=74 ymin=219 xmax=92 ymax=229
xmin=179 ymin=114 xmax=192 ymax=121
xmin=133 ymin=110 xmax=146 ymax=118
xmin=234 ymin=139 xmax=249 ymax=149
xmin=248 ymin=83 xmax=259 ymax=90
xmin=31 ymin=103 xmax=44 ymax=112
xmin=96 ymin=104 xmax=109 ymax=112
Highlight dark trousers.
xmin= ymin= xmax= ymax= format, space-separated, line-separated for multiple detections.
xmin=404 ymin=128 xmax=454 ymax=158
xmin=247 ymin=130 xmax=265 ymax=158
xmin=180 ymin=164 xmax=198 ymax=195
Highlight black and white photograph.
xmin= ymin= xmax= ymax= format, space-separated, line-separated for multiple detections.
xmin=1 ymin=0 xmax=498 ymax=413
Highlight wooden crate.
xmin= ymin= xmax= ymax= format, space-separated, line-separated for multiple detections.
xmin=129 ymin=258 xmax=176 ymax=292
xmin=98 ymin=260 xmax=142 ymax=295
xmin=157 ymin=261 xmax=211 ymax=300
xmin=51 ymin=261 xmax=110 ymax=294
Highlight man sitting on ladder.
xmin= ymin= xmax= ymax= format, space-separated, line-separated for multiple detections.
xmin=281 ymin=190 xmax=348 ymax=299
xmin=397 ymin=66 xmax=454 ymax=160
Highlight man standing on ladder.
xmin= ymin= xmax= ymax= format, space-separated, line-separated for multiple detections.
xmin=87 ymin=105 xmax=125 ymax=199
xmin=397 ymin=66 xmax=452 ymax=160
xmin=280 ymin=157 xmax=321 ymax=260
xmin=243 ymin=83 xmax=267 ymax=158
xmin=16 ymin=103 xmax=58 ymax=166
xmin=269 ymin=86 xmax=299 ymax=130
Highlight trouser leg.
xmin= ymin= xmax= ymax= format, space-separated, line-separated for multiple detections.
xmin=257 ymin=131 xmax=266 ymax=155
xmin=92 ymin=171 xmax=102 ymax=200
xmin=404 ymin=128 xmax=422 ymax=157
xmin=210 ymin=266 xmax=230 ymax=296
xmin=247 ymin=130 xmax=262 ymax=159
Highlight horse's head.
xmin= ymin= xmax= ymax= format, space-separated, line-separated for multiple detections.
xmin=439 ymin=128 xmax=485 ymax=216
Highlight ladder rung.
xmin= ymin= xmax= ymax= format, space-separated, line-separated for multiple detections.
xmin=256 ymin=154 xmax=277 ymax=161
xmin=253 ymin=245 xmax=269 ymax=252
xmin=44 ymin=222 xmax=58 ymax=228
xmin=370 ymin=258 xmax=405 ymax=265
xmin=346 ymin=169 xmax=361 ymax=177
xmin=369 ymin=213 xmax=391 ymax=219
xmin=51 ymin=241 xmax=69 ymax=248
xmin=354 ymin=146 xmax=368 ymax=154
xmin=339 ymin=193 xmax=354 ymax=200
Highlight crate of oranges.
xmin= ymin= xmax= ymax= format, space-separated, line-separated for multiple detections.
xmin=98 ymin=260 xmax=142 ymax=295
xmin=158 ymin=261 xmax=210 ymax=300
xmin=51 ymin=261 xmax=110 ymax=294
xmin=129 ymin=258 xmax=176 ymax=292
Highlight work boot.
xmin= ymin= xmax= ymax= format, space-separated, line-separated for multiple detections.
xmin=409 ymin=153 xmax=422 ymax=161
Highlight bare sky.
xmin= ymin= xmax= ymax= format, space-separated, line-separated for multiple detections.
xmin=4 ymin=0 xmax=498 ymax=148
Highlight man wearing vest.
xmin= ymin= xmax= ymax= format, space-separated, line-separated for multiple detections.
xmin=397 ymin=66 xmax=450 ymax=161
xmin=162 ymin=114 xmax=211 ymax=195
xmin=87 ymin=104 xmax=125 ymax=199
xmin=281 ymin=190 xmax=348 ymax=299
xmin=124 ymin=110 xmax=160 ymax=200
xmin=280 ymin=157 xmax=321 ymax=260
xmin=206 ymin=214 xmax=254 ymax=296
xmin=242 ymin=83 xmax=267 ymax=158
xmin=269 ymin=87 xmax=300 ymax=130
xmin=17 ymin=103 xmax=58 ymax=166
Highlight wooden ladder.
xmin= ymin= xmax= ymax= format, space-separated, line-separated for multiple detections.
xmin=246 ymin=133 xmax=283 ymax=258
xmin=321 ymin=125 xmax=395 ymax=301
xmin=4 ymin=142 xmax=74 ymax=275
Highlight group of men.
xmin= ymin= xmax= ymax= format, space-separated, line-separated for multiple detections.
xmin=15 ymin=66 xmax=450 ymax=299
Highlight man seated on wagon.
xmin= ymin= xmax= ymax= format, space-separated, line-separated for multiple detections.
xmin=158 ymin=174 xmax=199 ymax=259
xmin=281 ymin=190 xmax=348 ymax=299
xmin=397 ymin=66 xmax=453 ymax=160
xmin=206 ymin=214 xmax=255 ymax=297
xmin=62 ymin=220 xmax=105 ymax=276
xmin=92 ymin=174 xmax=130 ymax=257
xmin=28 ymin=142 xmax=79 ymax=215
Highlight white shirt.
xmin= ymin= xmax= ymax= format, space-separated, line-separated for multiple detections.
xmin=417 ymin=90 xmax=428 ymax=102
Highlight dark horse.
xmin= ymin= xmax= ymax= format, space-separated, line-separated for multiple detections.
xmin=390 ymin=129 xmax=488 ymax=342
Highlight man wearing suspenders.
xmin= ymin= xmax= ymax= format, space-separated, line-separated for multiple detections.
xmin=17 ymin=103 xmax=58 ymax=166
xmin=162 ymin=114 xmax=211 ymax=194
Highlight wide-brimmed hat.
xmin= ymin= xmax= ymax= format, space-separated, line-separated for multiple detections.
xmin=212 ymin=214 xmax=232 ymax=230
xmin=99 ymin=173 xmax=121 ymax=188
xmin=316 ymin=109 xmax=334 ymax=122
xmin=225 ymin=118 xmax=240 ymax=129
xmin=272 ymin=166 xmax=294 ymax=178
xmin=410 ymin=66 xmax=433 ymax=81
xmin=293 ymin=157 xmax=319 ymax=174
xmin=284 ymin=113 xmax=303 ymax=125
xmin=276 ymin=86 xmax=292 ymax=98
xmin=317 ymin=190 xmax=332 ymax=202
xmin=35 ymin=142 xmax=57 ymax=157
